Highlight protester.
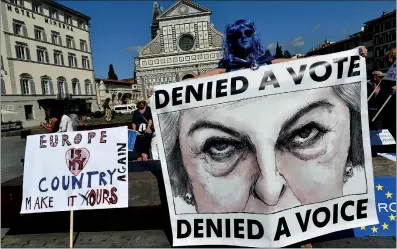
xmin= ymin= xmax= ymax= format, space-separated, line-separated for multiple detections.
xmin=103 ymin=98 xmax=112 ymax=122
xmin=40 ymin=107 xmax=60 ymax=133
xmin=194 ymin=19 xmax=367 ymax=79
xmin=132 ymin=99 xmax=154 ymax=161
xmin=58 ymin=109 xmax=74 ymax=132
xmin=69 ymin=109 xmax=80 ymax=131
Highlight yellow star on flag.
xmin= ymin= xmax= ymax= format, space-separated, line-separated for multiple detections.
xmin=360 ymin=226 xmax=366 ymax=230
xmin=376 ymin=184 xmax=383 ymax=191
xmin=385 ymin=191 xmax=393 ymax=198
xmin=389 ymin=214 xmax=396 ymax=221
xmin=382 ymin=222 xmax=389 ymax=230
xmin=371 ymin=226 xmax=378 ymax=233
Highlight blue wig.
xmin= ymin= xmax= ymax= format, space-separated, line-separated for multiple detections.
xmin=219 ymin=19 xmax=269 ymax=69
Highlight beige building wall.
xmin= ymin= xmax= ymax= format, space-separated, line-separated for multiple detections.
xmin=1 ymin=0 xmax=99 ymax=128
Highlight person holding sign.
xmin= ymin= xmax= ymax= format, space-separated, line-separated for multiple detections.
xmin=195 ymin=19 xmax=367 ymax=79
xmin=132 ymin=99 xmax=154 ymax=161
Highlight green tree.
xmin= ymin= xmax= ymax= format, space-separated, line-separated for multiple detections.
xmin=275 ymin=42 xmax=283 ymax=58
xmin=283 ymin=50 xmax=292 ymax=58
xmin=264 ymin=49 xmax=271 ymax=57
xmin=108 ymin=64 xmax=118 ymax=80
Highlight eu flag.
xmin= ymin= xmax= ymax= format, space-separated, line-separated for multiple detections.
xmin=353 ymin=176 xmax=396 ymax=237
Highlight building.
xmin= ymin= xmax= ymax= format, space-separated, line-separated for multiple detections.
xmin=1 ymin=0 xmax=98 ymax=127
xmin=95 ymin=78 xmax=141 ymax=106
xmin=307 ymin=10 xmax=396 ymax=75
xmin=134 ymin=0 xmax=224 ymax=97
xmin=365 ymin=10 xmax=396 ymax=73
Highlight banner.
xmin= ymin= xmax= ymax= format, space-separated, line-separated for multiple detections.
xmin=383 ymin=61 xmax=396 ymax=82
xmin=354 ymin=176 xmax=396 ymax=237
xmin=21 ymin=127 xmax=129 ymax=214
xmin=151 ymin=48 xmax=378 ymax=247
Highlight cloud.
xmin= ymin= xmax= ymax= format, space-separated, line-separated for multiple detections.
xmin=266 ymin=43 xmax=277 ymax=50
xmin=124 ymin=45 xmax=143 ymax=53
xmin=313 ymin=24 xmax=320 ymax=31
xmin=291 ymin=36 xmax=305 ymax=48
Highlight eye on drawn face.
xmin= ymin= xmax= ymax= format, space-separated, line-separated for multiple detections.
xmin=177 ymin=88 xmax=352 ymax=214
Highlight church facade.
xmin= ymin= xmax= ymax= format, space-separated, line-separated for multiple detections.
xmin=135 ymin=0 xmax=223 ymax=97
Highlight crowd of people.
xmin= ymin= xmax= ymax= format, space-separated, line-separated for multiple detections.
xmin=40 ymin=105 xmax=79 ymax=133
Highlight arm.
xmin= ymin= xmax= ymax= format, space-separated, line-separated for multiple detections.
xmin=41 ymin=118 xmax=57 ymax=132
xmin=145 ymin=109 xmax=153 ymax=132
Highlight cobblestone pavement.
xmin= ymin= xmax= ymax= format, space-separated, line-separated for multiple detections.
xmin=1 ymin=136 xmax=396 ymax=247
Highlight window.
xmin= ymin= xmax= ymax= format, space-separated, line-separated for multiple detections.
xmin=80 ymin=40 xmax=87 ymax=51
xmin=15 ymin=43 xmax=30 ymax=60
xmin=66 ymin=36 xmax=75 ymax=48
xmin=1 ymin=76 xmax=5 ymax=94
xmin=41 ymin=78 xmax=50 ymax=95
xmin=12 ymin=19 xmax=27 ymax=36
xmin=178 ymin=34 xmax=195 ymax=51
xmin=82 ymin=56 xmax=90 ymax=69
xmin=53 ymin=50 xmax=64 ymax=65
xmin=68 ymin=53 xmax=77 ymax=67
xmin=34 ymin=26 xmax=46 ymax=41
xmin=24 ymin=105 xmax=34 ymax=120
xmin=85 ymin=80 xmax=92 ymax=95
xmin=71 ymin=79 xmax=79 ymax=95
xmin=50 ymin=9 xmax=59 ymax=20
xmin=64 ymin=14 xmax=72 ymax=25
xmin=1 ymin=55 xmax=4 ymax=70
xmin=78 ymin=20 xmax=84 ymax=29
xmin=9 ymin=0 xmax=22 ymax=6
xmin=36 ymin=47 xmax=49 ymax=63
xmin=57 ymin=78 xmax=66 ymax=95
xmin=32 ymin=2 xmax=43 ymax=13
xmin=51 ymin=31 xmax=61 ymax=45
xmin=21 ymin=78 xmax=30 ymax=95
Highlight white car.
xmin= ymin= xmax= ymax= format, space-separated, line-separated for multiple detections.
xmin=113 ymin=105 xmax=135 ymax=115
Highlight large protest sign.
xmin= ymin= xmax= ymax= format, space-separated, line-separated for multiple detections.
xmin=150 ymin=48 xmax=378 ymax=247
xmin=21 ymin=127 xmax=129 ymax=214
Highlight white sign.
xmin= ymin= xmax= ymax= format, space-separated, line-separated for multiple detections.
xmin=21 ymin=127 xmax=129 ymax=214
xmin=378 ymin=129 xmax=396 ymax=145
xmin=150 ymin=49 xmax=378 ymax=247
xmin=383 ymin=61 xmax=396 ymax=81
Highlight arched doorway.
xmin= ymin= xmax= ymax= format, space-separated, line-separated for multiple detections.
xmin=182 ymin=74 xmax=194 ymax=80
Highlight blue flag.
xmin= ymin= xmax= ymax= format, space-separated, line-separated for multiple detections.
xmin=128 ymin=129 xmax=137 ymax=152
xmin=353 ymin=176 xmax=396 ymax=237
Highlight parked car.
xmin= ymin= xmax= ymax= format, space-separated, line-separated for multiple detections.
xmin=113 ymin=104 xmax=135 ymax=115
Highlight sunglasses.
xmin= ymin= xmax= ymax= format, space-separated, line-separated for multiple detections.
xmin=232 ymin=29 xmax=254 ymax=39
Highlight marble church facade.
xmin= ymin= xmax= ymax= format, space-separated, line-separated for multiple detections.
xmin=135 ymin=0 xmax=223 ymax=97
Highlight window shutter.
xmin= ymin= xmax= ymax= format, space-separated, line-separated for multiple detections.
xmin=42 ymin=31 xmax=47 ymax=41
xmin=26 ymin=47 xmax=31 ymax=60
xmin=22 ymin=25 xmax=27 ymax=37
xmin=59 ymin=37 xmax=62 ymax=46
xmin=29 ymin=78 xmax=36 ymax=94
xmin=64 ymin=81 xmax=69 ymax=94
xmin=15 ymin=45 xmax=18 ymax=58
xmin=20 ymin=78 xmax=24 ymax=95
xmin=74 ymin=57 xmax=77 ymax=67
xmin=61 ymin=54 xmax=64 ymax=65
xmin=19 ymin=0 xmax=24 ymax=7
xmin=87 ymin=60 xmax=90 ymax=69
xmin=72 ymin=39 xmax=76 ymax=49
xmin=13 ymin=22 xmax=16 ymax=34
xmin=36 ymin=49 xmax=39 ymax=62
xmin=78 ymin=82 xmax=81 ymax=95
xmin=49 ymin=80 xmax=54 ymax=95
xmin=45 ymin=51 xmax=49 ymax=63
xmin=41 ymin=80 xmax=45 ymax=95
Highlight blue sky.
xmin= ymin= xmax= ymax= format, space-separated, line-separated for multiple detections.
xmin=59 ymin=1 xmax=396 ymax=79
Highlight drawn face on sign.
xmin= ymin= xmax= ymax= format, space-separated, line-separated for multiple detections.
xmin=167 ymin=86 xmax=365 ymax=214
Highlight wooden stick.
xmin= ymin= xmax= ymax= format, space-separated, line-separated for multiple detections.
xmin=372 ymin=95 xmax=393 ymax=122
xmin=69 ymin=209 xmax=74 ymax=248
xmin=367 ymin=84 xmax=380 ymax=101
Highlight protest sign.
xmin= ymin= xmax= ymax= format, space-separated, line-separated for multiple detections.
xmin=150 ymin=48 xmax=378 ymax=247
xmin=21 ymin=127 xmax=129 ymax=214
xmin=128 ymin=129 xmax=137 ymax=152
xmin=354 ymin=176 xmax=396 ymax=237
xmin=383 ymin=61 xmax=396 ymax=82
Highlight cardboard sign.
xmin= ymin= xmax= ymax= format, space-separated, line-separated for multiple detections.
xmin=378 ymin=129 xmax=396 ymax=145
xmin=150 ymin=48 xmax=378 ymax=247
xmin=20 ymin=127 xmax=129 ymax=214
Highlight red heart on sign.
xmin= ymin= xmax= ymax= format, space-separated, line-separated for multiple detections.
xmin=65 ymin=148 xmax=90 ymax=176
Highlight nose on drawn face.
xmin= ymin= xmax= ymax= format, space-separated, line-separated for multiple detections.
xmin=252 ymin=146 xmax=287 ymax=206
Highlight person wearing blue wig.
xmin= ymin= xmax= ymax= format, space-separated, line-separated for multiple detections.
xmin=195 ymin=19 xmax=367 ymax=79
